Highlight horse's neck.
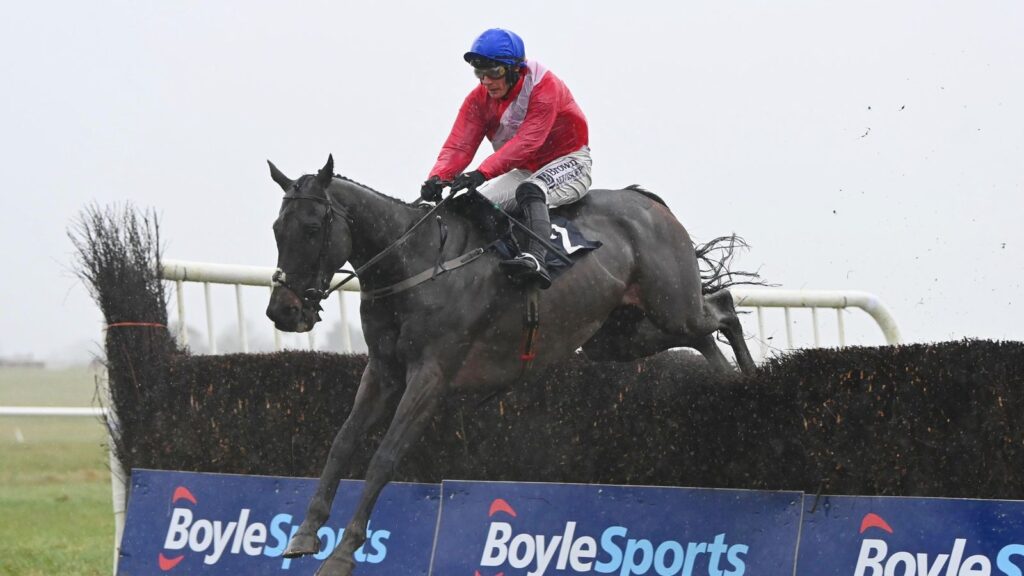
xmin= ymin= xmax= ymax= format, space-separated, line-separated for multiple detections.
xmin=327 ymin=179 xmax=423 ymax=277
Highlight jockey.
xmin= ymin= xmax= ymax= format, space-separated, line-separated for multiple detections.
xmin=421 ymin=28 xmax=591 ymax=289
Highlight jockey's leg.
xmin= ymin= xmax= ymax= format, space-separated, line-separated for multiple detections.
xmin=476 ymin=170 xmax=529 ymax=211
xmin=499 ymin=182 xmax=553 ymax=288
xmin=499 ymin=146 xmax=593 ymax=289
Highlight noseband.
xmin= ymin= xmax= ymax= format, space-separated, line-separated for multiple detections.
xmin=271 ymin=192 xmax=340 ymax=312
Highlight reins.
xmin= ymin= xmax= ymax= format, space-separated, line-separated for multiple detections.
xmin=321 ymin=192 xmax=457 ymax=299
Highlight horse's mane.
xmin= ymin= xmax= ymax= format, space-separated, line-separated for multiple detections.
xmin=321 ymin=177 xmax=668 ymax=216
xmin=322 ymin=174 xmax=425 ymax=210
xmin=440 ymin=193 xmax=509 ymax=237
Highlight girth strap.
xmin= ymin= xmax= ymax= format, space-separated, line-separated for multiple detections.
xmin=518 ymin=286 xmax=541 ymax=370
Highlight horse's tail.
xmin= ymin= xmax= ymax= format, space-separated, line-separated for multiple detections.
xmin=694 ymin=235 xmax=767 ymax=295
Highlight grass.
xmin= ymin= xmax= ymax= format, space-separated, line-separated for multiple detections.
xmin=0 ymin=366 xmax=114 ymax=576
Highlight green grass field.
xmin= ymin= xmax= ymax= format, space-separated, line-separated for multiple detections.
xmin=0 ymin=366 xmax=114 ymax=576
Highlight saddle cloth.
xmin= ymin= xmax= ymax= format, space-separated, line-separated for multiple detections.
xmin=494 ymin=215 xmax=602 ymax=281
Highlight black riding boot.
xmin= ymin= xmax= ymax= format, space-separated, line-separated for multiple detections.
xmin=500 ymin=183 xmax=553 ymax=289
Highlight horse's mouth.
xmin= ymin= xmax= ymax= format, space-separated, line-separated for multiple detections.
xmin=276 ymin=321 xmax=311 ymax=333
xmin=273 ymin=306 xmax=321 ymax=333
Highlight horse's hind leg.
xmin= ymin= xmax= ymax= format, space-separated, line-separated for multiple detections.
xmin=634 ymin=226 xmax=754 ymax=372
xmin=284 ymin=360 xmax=400 ymax=558
xmin=692 ymin=333 xmax=732 ymax=372
xmin=317 ymin=360 xmax=445 ymax=576
xmin=584 ymin=306 xmax=728 ymax=371
xmin=636 ymin=262 xmax=733 ymax=370
xmin=705 ymin=289 xmax=756 ymax=374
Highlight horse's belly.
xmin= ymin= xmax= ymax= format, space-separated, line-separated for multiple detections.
xmin=452 ymin=347 xmax=524 ymax=390
xmin=451 ymin=313 xmax=608 ymax=391
xmin=447 ymin=238 xmax=634 ymax=390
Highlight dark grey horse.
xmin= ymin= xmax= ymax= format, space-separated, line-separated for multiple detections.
xmin=265 ymin=155 xmax=755 ymax=575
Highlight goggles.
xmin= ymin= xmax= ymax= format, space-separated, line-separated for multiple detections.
xmin=473 ymin=64 xmax=507 ymax=80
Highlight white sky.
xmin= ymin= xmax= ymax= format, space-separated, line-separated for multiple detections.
xmin=2 ymin=1 xmax=1022 ymax=363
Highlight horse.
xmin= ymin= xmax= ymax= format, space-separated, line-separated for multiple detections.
xmin=264 ymin=155 xmax=755 ymax=575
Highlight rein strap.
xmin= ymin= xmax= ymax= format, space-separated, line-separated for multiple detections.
xmin=363 ymin=242 xmax=497 ymax=300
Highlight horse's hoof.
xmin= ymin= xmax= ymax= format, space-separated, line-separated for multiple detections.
xmin=283 ymin=531 xmax=320 ymax=558
xmin=314 ymin=553 xmax=356 ymax=576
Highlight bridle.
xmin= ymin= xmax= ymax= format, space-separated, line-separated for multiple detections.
xmin=271 ymin=192 xmax=343 ymax=313
xmin=271 ymin=187 xmax=455 ymax=311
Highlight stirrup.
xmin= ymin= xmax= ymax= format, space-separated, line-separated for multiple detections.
xmin=500 ymin=253 xmax=552 ymax=289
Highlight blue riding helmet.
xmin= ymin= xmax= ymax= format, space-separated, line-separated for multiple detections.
xmin=464 ymin=28 xmax=526 ymax=68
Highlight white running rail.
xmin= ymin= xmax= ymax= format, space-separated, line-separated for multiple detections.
xmin=160 ymin=259 xmax=361 ymax=354
xmin=730 ymin=287 xmax=902 ymax=358
xmin=0 ymin=406 xmax=106 ymax=417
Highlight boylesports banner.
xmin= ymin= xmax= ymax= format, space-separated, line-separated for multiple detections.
xmin=429 ymin=480 xmax=803 ymax=576
xmin=118 ymin=471 xmax=1024 ymax=575
xmin=796 ymin=494 xmax=1024 ymax=576
xmin=117 ymin=469 xmax=440 ymax=575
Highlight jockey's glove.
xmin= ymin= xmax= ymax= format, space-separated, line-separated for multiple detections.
xmin=451 ymin=170 xmax=486 ymax=193
xmin=420 ymin=175 xmax=444 ymax=202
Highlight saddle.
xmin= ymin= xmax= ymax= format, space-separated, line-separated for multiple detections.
xmin=462 ymin=194 xmax=602 ymax=283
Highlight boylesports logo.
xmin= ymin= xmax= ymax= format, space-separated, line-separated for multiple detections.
xmin=853 ymin=512 xmax=1024 ymax=576
xmin=474 ymin=497 xmax=750 ymax=576
xmin=157 ymin=484 xmax=390 ymax=571
xmin=157 ymin=486 xmax=198 ymax=571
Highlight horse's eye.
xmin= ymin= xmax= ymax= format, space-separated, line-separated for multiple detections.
xmin=304 ymin=226 xmax=320 ymax=238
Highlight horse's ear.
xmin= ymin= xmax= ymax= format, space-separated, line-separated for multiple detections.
xmin=267 ymin=160 xmax=293 ymax=192
xmin=316 ymin=154 xmax=334 ymax=189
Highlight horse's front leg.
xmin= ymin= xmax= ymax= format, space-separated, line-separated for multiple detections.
xmin=315 ymin=359 xmax=446 ymax=576
xmin=285 ymin=359 xmax=400 ymax=557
